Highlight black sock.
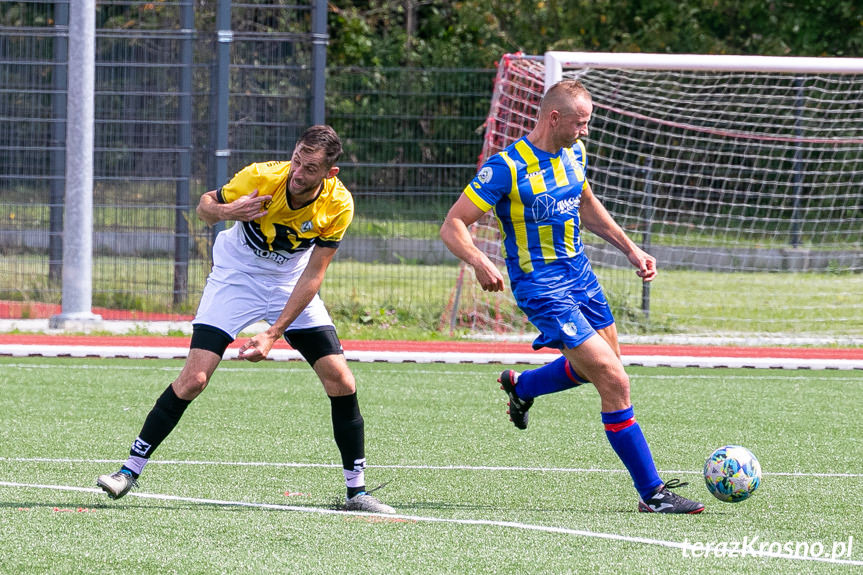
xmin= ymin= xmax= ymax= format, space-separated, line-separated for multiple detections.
xmin=329 ymin=392 xmax=365 ymax=472
xmin=130 ymin=384 xmax=191 ymax=460
xmin=119 ymin=466 xmax=139 ymax=479
xmin=346 ymin=485 xmax=365 ymax=499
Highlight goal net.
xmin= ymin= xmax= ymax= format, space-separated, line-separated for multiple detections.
xmin=444 ymin=52 xmax=863 ymax=344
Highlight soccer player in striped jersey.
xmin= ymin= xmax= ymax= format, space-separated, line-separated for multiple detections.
xmin=441 ymin=80 xmax=703 ymax=514
xmin=97 ymin=125 xmax=394 ymax=514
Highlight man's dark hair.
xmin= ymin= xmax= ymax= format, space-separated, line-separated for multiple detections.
xmin=296 ymin=125 xmax=343 ymax=167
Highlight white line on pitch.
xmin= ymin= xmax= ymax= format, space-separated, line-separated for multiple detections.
xmin=0 ymin=362 xmax=481 ymax=377
xmin=2 ymin=457 xmax=861 ymax=478
xmin=0 ymin=480 xmax=860 ymax=567
xmin=1 ymin=361 xmax=857 ymax=382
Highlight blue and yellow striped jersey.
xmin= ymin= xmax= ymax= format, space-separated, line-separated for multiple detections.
xmin=464 ymin=136 xmax=590 ymax=284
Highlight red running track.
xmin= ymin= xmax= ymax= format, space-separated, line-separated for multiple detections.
xmin=0 ymin=334 xmax=860 ymax=360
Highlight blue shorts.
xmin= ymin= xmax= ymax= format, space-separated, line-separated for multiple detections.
xmin=513 ymin=265 xmax=615 ymax=351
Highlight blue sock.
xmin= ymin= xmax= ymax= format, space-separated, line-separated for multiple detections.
xmin=601 ymin=406 xmax=663 ymax=499
xmin=515 ymin=356 xmax=587 ymax=400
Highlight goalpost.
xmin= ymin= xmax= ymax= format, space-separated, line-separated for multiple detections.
xmin=444 ymin=52 xmax=863 ymax=344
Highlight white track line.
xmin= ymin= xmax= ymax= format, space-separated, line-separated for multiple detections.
xmin=1 ymin=343 xmax=862 ymax=369
xmin=2 ymin=457 xmax=861 ymax=478
xmin=0 ymin=480 xmax=860 ymax=566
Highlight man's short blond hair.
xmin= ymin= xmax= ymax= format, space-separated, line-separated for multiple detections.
xmin=539 ymin=80 xmax=592 ymax=115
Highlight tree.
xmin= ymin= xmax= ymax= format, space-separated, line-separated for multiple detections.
xmin=327 ymin=0 xmax=863 ymax=67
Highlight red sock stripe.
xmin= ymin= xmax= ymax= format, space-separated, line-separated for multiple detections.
xmin=604 ymin=417 xmax=636 ymax=433
xmin=563 ymin=360 xmax=586 ymax=384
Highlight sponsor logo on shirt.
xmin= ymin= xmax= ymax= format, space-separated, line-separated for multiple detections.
xmin=252 ymin=247 xmax=288 ymax=265
xmin=532 ymin=194 xmax=556 ymax=221
xmin=557 ymin=196 xmax=580 ymax=214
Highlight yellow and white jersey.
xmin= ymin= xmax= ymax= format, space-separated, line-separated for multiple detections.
xmin=211 ymin=161 xmax=354 ymax=278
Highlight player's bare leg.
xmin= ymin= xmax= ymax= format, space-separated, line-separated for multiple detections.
xmin=595 ymin=323 xmax=622 ymax=359
xmin=563 ymin=334 xmax=628 ymax=412
xmin=312 ymin=353 xmax=356 ymax=397
xmin=172 ymin=348 xmax=223 ymax=400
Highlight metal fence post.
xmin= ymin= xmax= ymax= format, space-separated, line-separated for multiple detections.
xmin=311 ymin=0 xmax=327 ymax=125
xmin=174 ymin=0 xmax=195 ymax=305
xmin=790 ymin=78 xmax=805 ymax=248
xmin=50 ymin=0 xmax=102 ymax=329
xmin=641 ymin=158 xmax=654 ymax=320
xmin=209 ymin=0 xmax=231 ymax=239
xmin=49 ymin=1 xmax=69 ymax=285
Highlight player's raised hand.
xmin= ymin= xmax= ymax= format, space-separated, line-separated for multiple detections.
xmin=229 ymin=188 xmax=272 ymax=221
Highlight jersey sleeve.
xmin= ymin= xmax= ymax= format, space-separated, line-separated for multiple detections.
xmin=462 ymin=154 xmax=512 ymax=212
xmin=317 ymin=194 xmax=354 ymax=249
xmin=216 ymin=163 xmax=261 ymax=203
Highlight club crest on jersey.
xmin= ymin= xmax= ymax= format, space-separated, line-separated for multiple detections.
xmin=301 ymin=220 xmax=313 ymax=233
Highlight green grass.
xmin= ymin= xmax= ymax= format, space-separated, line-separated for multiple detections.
xmin=646 ymin=270 xmax=863 ymax=336
xmin=1 ymin=357 xmax=861 ymax=573
xmin=350 ymin=217 xmax=442 ymax=240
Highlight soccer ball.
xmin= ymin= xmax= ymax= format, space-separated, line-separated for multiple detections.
xmin=703 ymin=445 xmax=762 ymax=503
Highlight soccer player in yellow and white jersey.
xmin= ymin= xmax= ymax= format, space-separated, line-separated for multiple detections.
xmin=97 ymin=125 xmax=395 ymax=514
xmin=441 ymin=81 xmax=704 ymax=514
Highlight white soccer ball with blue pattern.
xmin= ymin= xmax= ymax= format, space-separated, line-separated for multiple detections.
xmin=703 ymin=445 xmax=762 ymax=502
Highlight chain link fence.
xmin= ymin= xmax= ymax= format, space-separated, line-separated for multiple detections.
xmin=0 ymin=1 xmax=493 ymax=329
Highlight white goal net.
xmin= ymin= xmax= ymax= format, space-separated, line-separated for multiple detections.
xmin=444 ymin=52 xmax=863 ymax=344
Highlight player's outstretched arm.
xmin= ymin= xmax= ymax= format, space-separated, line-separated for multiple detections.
xmin=579 ymin=182 xmax=657 ymax=282
xmin=441 ymin=194 xmax=505 ymax=292
xmin=197 ymin=189 xmax=272 ymax=226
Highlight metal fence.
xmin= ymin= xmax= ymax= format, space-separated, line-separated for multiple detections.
xmin=0 ymin=0 xmax=493 ymax=328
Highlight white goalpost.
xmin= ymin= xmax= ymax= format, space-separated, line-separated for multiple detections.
xmin=544 ymin=51 xmax=863 ymax=85
xmin=445 ymin=52 xmax=863 ymax=345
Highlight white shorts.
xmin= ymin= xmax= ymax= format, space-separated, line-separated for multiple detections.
xmin=193 ymin=265 xmax=334 ymax=339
